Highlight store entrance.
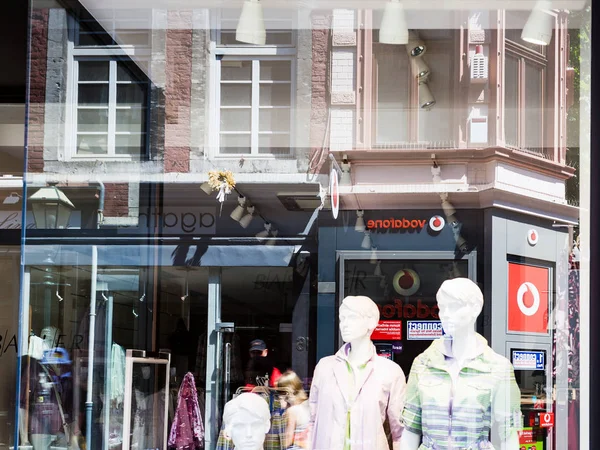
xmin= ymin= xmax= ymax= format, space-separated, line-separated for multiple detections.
xmin=340 ymin=251 xmax=475 ymax=376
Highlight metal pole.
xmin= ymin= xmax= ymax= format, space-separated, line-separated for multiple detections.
xmin=85 ymin=245 xmax=98 ymax=449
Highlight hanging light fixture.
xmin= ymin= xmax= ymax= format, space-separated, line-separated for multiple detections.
xmin=230 ymin=196 xmax=247 ymax=222
xmin=370 ymin=247 xmax=378 ymax=264
xmin=521 ymin=0 xmax=554 ymax=46
xmin=355 ymin=210 xmax=366 ymax=232
xmin=200 ymin=182 xmax=212 ymax=195
xmin=419 ymin=82 xmax=436 ymax=109
xmin=256 ymin=222 xmax=272 ymax=238
xmin=239 ymin=205 xmax=255 ymax=228
xmin=340 ymin=161 xmax=352 ymax=186
xmin=374 ymin=261 xmax=383 ymax=277
xmin=441 ymin=199 xmax=456 ymax=217
xmin=410 ymin=57 xmax=431 ymax=83
xmin=379 ymin=0 xmax=409 ymax=45
xmin=236 ymin=0 xmax=266 ymax=45
xmin=406 ymin=31 xmax=426 ymax=57
xmin=266 ymin=229 xmax=279 ymax=246
xmin=361 ymin=231 xmax=372 ymax=249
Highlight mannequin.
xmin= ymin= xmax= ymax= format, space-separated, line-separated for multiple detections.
xmin=222 ymin=393 xmax=271 ymax=450
xmin=400 ymin=278 xmax=521 ymax=450
xmin=309 ymin=295 xmax=406 ymax=450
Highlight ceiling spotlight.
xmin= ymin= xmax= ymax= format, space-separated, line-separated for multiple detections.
xmin=200 ymin=182 xmax=212 ymax=195
xmin=3 ymin=192 xmax=21 ymax=205
xmin=441 ymin=200 xmax=456 ymax=217
xmin=256 ymin=222 xmax=272 ymax=238
xmin=230 ymin=196 xmax=247 ymax=222
xmin=370 ymin=247 xmax=378 ymax=264
xmin=361 ymin=231 xmax=372 ymax=250
xmin=379 ymin=0 xmax=409 ymax=45
xmin=239 ymin=205 xmax=255 ymax=228
xmin=521 ymin=0 xmax=554 ymax=46
xmin=341 ymin=161 xmax=352 ymax=186
xmin=419 ymin=82 xmax=436 ymax=109
xmin=266 ymin=229 xmax=279 ymax=246
xmin=406 ymin=31 xmax=426 ymax=57
xmin=374 ymin=261 xmax=383 ymax=277
xmin=236 ymin=0 xmax=266 ymax=45
xmin=411 ymin=57 xmax=430 ymax=82
xmin=355 ymin=210 xmax=366 ymax=232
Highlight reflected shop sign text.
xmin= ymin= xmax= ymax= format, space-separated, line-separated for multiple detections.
xmin=119 ymin=207 xmax=217 ymax=235
xmin=0 ymin=330 xmax=86 ymax=357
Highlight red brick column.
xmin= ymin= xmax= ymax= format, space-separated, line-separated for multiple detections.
xmin=309 ymin=12 xmax=332 ymax=174
xmin=164 ymin=11 xmax=193 ymax=173
xmin=27 ymin=9 xmax=49 ymax=173
xmin=103 ymin=183 xmax=129 ymax=217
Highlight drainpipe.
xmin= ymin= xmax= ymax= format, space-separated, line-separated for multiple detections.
xmin=85 ymin=181 xmax=104 ymax=448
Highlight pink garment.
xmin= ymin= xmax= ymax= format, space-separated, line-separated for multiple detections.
xmin=169 ymin=372 xmax=205 ymax=450
xmin=309 ymin=343 xmax=406 ymax=450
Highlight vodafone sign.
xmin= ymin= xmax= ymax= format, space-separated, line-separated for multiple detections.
xmin=330 ymin=168 xmax=339 ymax=219
xmin=508 ymin=263 xmax=549 ymax=334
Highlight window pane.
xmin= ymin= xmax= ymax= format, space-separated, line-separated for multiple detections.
xmin=219 ymin=31 xmax=293 ymax=46
xmin=259 ymin=133 xmax=290 ymax=154
xmin=78 ymin=84 xmax=109 ymax=106
xmin=220 ymin=134 xmax=251 ymax=154
xmin=79 ymin=61 xmax=110 ymax=81
xmin=260 ymin=61 xmax=291 ymax=82
xmin=77 ymin=134 xmax=108 ymax=154
xmin=117 ymin=84 xmax=147 ymax=107
xmin=117 ymin=63 xmax=142 ymax=82
xmin=116 ymin=108 xmax=146 ymax=133
xmin=505 ymin=56 xmax=519 ymax=147
xmin=221 ymin=61 xmax=252 ymax=81
xmin=374 ymin=45 xmax=409 ymax=144
xmin=259 ymin=84 xmax=291 ymax=107
xmin=77 ymin=109 xmax=109 ymax=132
xmin=77 ymin=31 xmax=116 ymax=46
xmin=115 ymin=134 xmax=145 ymax=155
xmin=220 ymin=85 xmax=251 ymax=107
xmin=220 ymin=108 xmax=251 ymax=132
xmin=259 ymin=108 xmax=290 ymax=132
xmin=525 ymin=62 xmax=544 ymax=152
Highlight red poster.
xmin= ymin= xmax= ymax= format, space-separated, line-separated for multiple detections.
xmin=507 ymin=263 xmax=549 ymax=333
xmin=371 ymin=321 xmax=402 ymax=341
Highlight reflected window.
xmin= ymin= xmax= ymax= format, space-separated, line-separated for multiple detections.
xmin=74 ymin=59 xmax=148 ymax=158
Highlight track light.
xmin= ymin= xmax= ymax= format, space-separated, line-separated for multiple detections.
xmin=521 ymin=0 xmax=553 ymax=46
xmin=256 ymin=222 xmax=272 ymax=238
xmin=370 ymin=247 xmax=378 ymax=264
xmin=419 ymin=82 xmax=436 ymax=109
xmin=410 ymin=57 xmax=430 ymax=82
xmin=441 ymin=200 xmax=456 ymax=218
xmin=236 ymin=0 xmax=266 ymax=45
xmin=200 ymin=182 xmax=212 ymax=195
xmin=239 ymin=205 xmax=255 ymax=228
xmin=3 ymin=192 xmax=21 ymax=205
xmin=379 ymin=0 xmax=409 ymax=45
xmin=406 ymin=31 xmax=426 ymax=57
xmin=374 ymin=261 xmax=383 ymax=277
xmin=341 ymin=161 xmax=352 ymax=186
xmin=355 ymin=210 xmax=366 ymax=232
xmin=361 ymin=231 xmax=372 ymax=250
xmin=266 ymin=229 xmax=278 ymax=246
xmin=230 ymin=196 xmax=247 ymax=222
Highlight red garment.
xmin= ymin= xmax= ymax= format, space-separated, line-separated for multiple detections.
xmin=168 ymin=372 xmax=204 ymax=450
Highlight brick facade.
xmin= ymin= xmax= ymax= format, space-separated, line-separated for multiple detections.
xmin=103 ymin=183 xmax=130 ymax=217
xmin=164 ymin=11 xmax=193 ymax=173
xmin=27 ymin=9 xmax=49 ymax=173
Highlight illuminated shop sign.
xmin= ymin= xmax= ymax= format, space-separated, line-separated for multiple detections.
xmin=367 ymin=215 xmax=445 ymax=232
xmin=378 ymin=299 xmax=439 ymax=320
xmin=512 ymin=350 xmax=545 ymax=370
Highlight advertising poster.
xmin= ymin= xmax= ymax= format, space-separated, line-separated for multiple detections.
xmin=371 ymin=320 xmax=402 ymax=341
xmin=407 ymin=320 xmax=444 ymax=340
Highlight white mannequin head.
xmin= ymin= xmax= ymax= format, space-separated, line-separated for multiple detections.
xmin=223 ymin=393 xmax=271 ymax=450
xmin=339 ymin=295 xmax=380 ymax=343
xmin=436 ymin=278 xmax=483 ymax=338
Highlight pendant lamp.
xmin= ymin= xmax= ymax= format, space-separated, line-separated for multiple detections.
xmin=236 ymin=0 xmax=266 ymax=45
xmin=379 ymin=0 xmax=409 ymax=45
xmin=521 ymin=0 xmax=553 ymax=46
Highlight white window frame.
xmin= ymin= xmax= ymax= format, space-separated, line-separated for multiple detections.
xmin=209 ymin=10 xmax=297 ymax=159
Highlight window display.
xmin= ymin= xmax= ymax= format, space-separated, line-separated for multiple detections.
xmin=221 ymin=393 xmax=271 ymax=450
xmin=309 ymin=295 xmax=405 ymax=450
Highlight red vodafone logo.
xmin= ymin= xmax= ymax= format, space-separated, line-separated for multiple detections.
xmin=539 ymin=412 xmax=554 ymax=428
xmin=392 ymin=269 xmax=420 ymax=296
xmin=330 ymin=168 xmax=339 ymax=219
xmin=508 ymin=262 xmax=549 ymax=333
xmin=527 ymin=229 xmax=539 ymax=246
xmin=429 ymin=215 xmax=445 ymax=232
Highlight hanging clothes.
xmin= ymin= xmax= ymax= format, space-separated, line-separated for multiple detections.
xmin=110 ymin=343 xmax=126 ymax=404
xmin=169 ymin=372 xmax=205 ymax=450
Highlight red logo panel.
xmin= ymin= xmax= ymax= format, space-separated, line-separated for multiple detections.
xmin=508 ymin=263 xmax=549 ymax=333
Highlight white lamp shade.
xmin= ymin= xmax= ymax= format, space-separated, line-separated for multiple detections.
xmin=236 ymin=0 xmax=266 ymax=45
xmin=230 ymin=197 xmax=247 ymax=222
xmin=355 ymin=215 xmax=366 ymax=232
xmin=239 ymin=206 xmax=255 ymax=228
xmin=379 ymin=0 xmax=409 ymax=45
xmin=411 ymin=57 xmax=430 ymax=82
xmin=256 ymin=222 xmax=272 ymax=238
xmin=374 ymin=262 xmax=383 ymax=277
xmin=441 ymin=200 xmax=456 ymax=217
xmin=361 ymin=232 xmax=372 ymax=249
xmin=521 ymin=0 xmax=554 ymax=46
xmin=266 ymin=229 xmax=279 ymax=246
xmin=419 ymin=82 xmax=436 ymax=109
xmin=200 ymin=182 xmax=212 ymax=195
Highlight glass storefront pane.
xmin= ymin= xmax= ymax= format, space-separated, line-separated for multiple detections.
xmin=13 ymin=1 xmax=592 ymax=450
